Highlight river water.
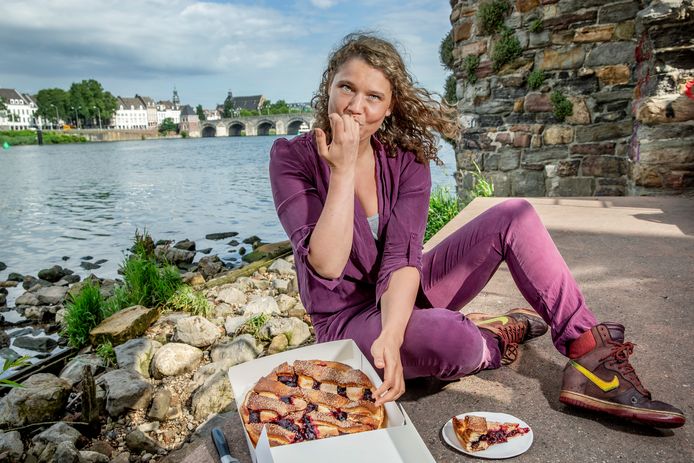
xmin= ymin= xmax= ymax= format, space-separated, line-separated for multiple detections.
xmin=0 ymin=135 xmax=457 ymax=283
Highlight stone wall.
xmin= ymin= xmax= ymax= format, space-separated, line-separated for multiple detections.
xmin=449 ymin=0 xmax=694 ymax=197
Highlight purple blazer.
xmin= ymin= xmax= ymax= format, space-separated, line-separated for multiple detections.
xmin=269 ymin=132 xmax=431 ymax=340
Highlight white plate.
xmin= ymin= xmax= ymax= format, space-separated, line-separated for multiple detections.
xmin=441 ymin=411 xmax=533 ymax=459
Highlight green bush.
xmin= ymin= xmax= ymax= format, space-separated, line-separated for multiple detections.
xmin=462 ymin=55 xmax=481 ymax=84
xmin=470 ymin=161 xmax=495 ymax=198
xmin=132 ymin=228 xmax=155 ymax=259
xmin=440 ymin=31 xmax=455 ymax=71
xmin=529 ymin=18 xmax=543 ymax=33
xmin=425 ymin=187 xmax=462 ymax=243
xmin=551 ymin=90 xmax=574 ymax=122
xmin=444 ymin=74 xmax=458 ymax=105
xmin=478 ymin=0 xmax=511 ymax=35
xmin=166 ymin=286 xmax=212 ymax=317
xmin=63 ymin=282 xmax=106 ymax=348
xmin=96 ymin=340 xmax=117 ymax=367
xmin=43 ymin=132 xmax=87 ymax=144
xmin=0 ymin=130 xmax=86 ymax=146
xmin=527 ymin=69 xmax=545 ymax=90
xmin=492 ymin=28 xmax=523 ymax=71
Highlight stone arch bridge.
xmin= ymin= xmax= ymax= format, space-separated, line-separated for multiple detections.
xmin=199 ymin=114 xmax=315 ymax=137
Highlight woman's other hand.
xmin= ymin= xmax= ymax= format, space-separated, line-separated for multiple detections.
xmin=371 ymin=331 xmax=405 ymax=406
xmin=314 ymin=112 xmax=360 ymax=175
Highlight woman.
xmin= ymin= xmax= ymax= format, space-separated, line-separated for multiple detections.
xmin=269 ymin=33 xmax=684 ymax=428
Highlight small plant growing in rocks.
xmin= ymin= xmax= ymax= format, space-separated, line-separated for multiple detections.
xmin=439 ymin=30 xmax=455 ymax=71
xmin=63 ymin=281 xmax=107 ymax=348
xmin=527 ymin=69 xmax=545 ymax=90
xmin=551 ymin=90 xmax=574 ymax=122
xmin=166 ymin=285 xmax=213 ymax=317
xmin=96 ymin=340 xmax=117 ymax=367
xmin=0 ymin=356 xmax=30 ymax=388
xmin=242 ymin=313 xmax=271 ymax=339
xmin=529 ymin=18 xmax=543 ymax=33
xmin=492 ymin=28 xmax=522 ymax=71
xmin=478 ymin=0 xmax=511 ymax=35
xmin=444 ymin=74 xmax=458 ymax=104
xmin=462 ymin=55 xmax=481 ymax=84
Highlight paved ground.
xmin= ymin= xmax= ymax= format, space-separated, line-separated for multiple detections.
xmin=165 ymin=196 xmax=693 ymax=463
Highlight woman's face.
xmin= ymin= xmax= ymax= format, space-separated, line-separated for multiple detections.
xmin=327 ymin=57 xmax=393 ymax=143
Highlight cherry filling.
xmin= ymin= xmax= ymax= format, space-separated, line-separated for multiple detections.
xmin=249 ymin=411 xmax=260 ymax=423
xmin=306 ymin=403 xmax=317 ymax=413
xmin=275 ymin=419 xmax=301 ymax=434
xmin=362 ymin=389 xmax=375 ymax=402
xmin=280 ymin=396 xmax=293 ymax=404
xmin=312 ymin=380 xmax=321 ymax=390
xmin=332 ymin=410 xmax=348 ymax=421
xmin=479 ymin=429 xmax=509 ymax=445
xmin=337 ymin=386 xmax=347 ymax=397
xmin=301 ymin=415 xmax=318 ymax=440
xmin=277 ymin=374 xmax=298 ymax=387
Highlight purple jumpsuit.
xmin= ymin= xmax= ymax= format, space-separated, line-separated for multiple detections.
xmin=269 ymin=133 xmax=597 ymax=380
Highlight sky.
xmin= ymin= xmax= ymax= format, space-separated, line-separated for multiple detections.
xmin=0 ymin=0 xmax=453 ymax=108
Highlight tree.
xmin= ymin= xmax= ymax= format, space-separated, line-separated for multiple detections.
xmin=159 ymin=117 xmax=177 ymax=134
xmin=67 ymin=79 xmax=117 ymax=127
xmin=36 ymin=88 xmax=70 ymax=125
xmin=196 ymin=104 xmax=206 ymax=121
xmin=223 ymin=94 xmax=234 ymax=118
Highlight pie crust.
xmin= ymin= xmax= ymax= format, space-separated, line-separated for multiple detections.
xmin=452 ymin=415 xmax=530 ymax=452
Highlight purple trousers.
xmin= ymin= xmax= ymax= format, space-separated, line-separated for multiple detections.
xmin=335 ymin=199 xmax=598 ymax=380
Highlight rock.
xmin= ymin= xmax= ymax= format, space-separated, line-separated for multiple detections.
xmin=151 ymin=343 xmax=203 ymax=378
xmin=37 ymin=265 xmax=65 ymax=283
xmin=595 ymin=65 xmax=630 ymax=86
xmin=216 ymin=286 xmax=247 ymax=306
xmin=174 ymin=316 xmax=220 ymax=348
xmin=191 ymin=371 xmax=234 ymax=420
xmin=34 ymin=422 xmax=82 ymax=446
xmin=110 ymin=452 xmax=130 ymax=463
xmin=197 ymin=255 xmax=224 ymax=279
xmin=543 ymin=126 xmax=574 ymax=145
xmin=268 ymin=258 xmax=294 ymax=276
xmin=78 ymin=450 xmax=109 ymax=463
xmin=7 ymin=272 xmax=23 ymax=282
xmin=211 ymin=334 xmax=262 ymax=365
xmin=147 ymin=389 xmax=172 ymax=421
xmin=581 ymin=156 xmax=627 ymax=177
xmin=575 ymin=121 xmax=633 ymax=143
xmin=573 ymin=24 xmax=614 ymax=42
xmin=53 ymin=441 xmax=79 ymax=463
xmin=214 ymin=303 xmax=237 ymax=318
xmin=261 ymin=317 xmax=311 ymax=347
xmin=276 ymin=294 xmax=297 ymax=314
xmin=0 ymin=430 xmax=23 ymax=462
xmin=539 ymin=46 xmax=585 ymax=70
xmin=34 ymin=286 xmax=68 ymax=305
xmin=192 ymin=360 xmax=233 ymax=388
xmin=0 ymin=348 xmax=20 ymax=362
xmin=101 ymin=369 xmax=153 ymax=416
xmin=565 ymin=96 xmax=591 ymax=125
xmin=182 ymin=272 xmax=205 ymax=286
xmin=23 ymin=306 xmax=51 ymax=321
xmin=114 ymin=337 xmax=161 ymax=378
xmin=59 ymin=354 xmax=105 ymax=386
xmin=287 ymin=304 xmax=307 ymax=319
xmin=13 ymin=336 xmax=59 ymax=353
xmin=15 ymin=291 xmax=40 ymax=306
xmin=154 ymin=245 xmax=195 ymax=267
xmin=232 ymin=277 xmax=254 ymax=292
xmin=174 ymin=239 xmax=196 ymax=251
xmin=524 ymin=93 xmax=552 ymax=112
xmin=0 ymin=373 xmax=70 ymax=427
xmin=205 ymin=232 xmax=238 ymax=240
xmin=0 ymin=280 xmax=18 ymax=288
xmin=80 ymin=261 xmax=101 ymax=270
xmin=268 ymin=334 xmax=289 ymax=354
xmin=0 ymin=293 xmax=5 ymax=307
xmin=636 ymin=95 xmax=694 ymax=125
xmin=89 ymin=305 xmax=159 ymax=346
xmin=85 ymin=441 xmax=114 ymax=459
xmin=125 ymin=430 xmax=160 ymax=454
xmin=585 ymin=42 xmax=635 ymax=67
xmin=600 ymin=0 xmax=639 ymax=23
xmin=0 ymin=262 xmax=5 ymax=271
xmin=271 ymin=279 xmax=290 ymax=294
xmin=0 ymin=331 xmax=8 ymax=348
xmin=241 ymin=240 xmax=291 ymax=263
xmin=252 ymin=279 xmax=270 ymax=290
xmin=224 ymin=315 xmax=248 ymax=335
xmin=243 ymin=296 xmax=280 ymax=317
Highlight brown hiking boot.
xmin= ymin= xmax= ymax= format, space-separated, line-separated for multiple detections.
xmin=560 ymin=323 xmax=685 ymax=428
xmin=468 ymin=308 xmax=549 ymax=365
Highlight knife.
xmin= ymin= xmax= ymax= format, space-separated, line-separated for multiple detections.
xmin=212 ymin=427 xmax=241 ymax=463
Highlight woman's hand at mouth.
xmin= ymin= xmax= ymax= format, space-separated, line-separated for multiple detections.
xmin=314 ymin=112 xmax=360 ymax=175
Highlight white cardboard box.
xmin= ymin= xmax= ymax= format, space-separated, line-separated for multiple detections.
xmin=227 ymin=339 xmax=436 ymax=463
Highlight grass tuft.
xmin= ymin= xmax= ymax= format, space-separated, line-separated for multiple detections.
xmin=425 ymin=187 xmax=462 ymax=243
xmin=63 ymin=281 xmax=106 ymax=348
xmin=478 ymin=0 xmax=511 ymax=35
xmin=96 ymin=340 xmax=117 ymax=368
xmin=551 ymin=90 xmax=574 ymax=122
xmin=492 ymin=28 xmax=523 ymax=71
xmin=165 ymin=285 xmax=212 ymax=317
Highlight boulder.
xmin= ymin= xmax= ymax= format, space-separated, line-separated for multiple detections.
xmin=217 ymin=286 xmax=247 ymax=306
xmin=0 ymin=430 xmax=23 ymax=462
xmin=211 ymin=334 xmax=262 ymax=366
xmin=241 ymin=240 xmax=291 ymax=263
xmin=147 ymin=389 xmax=172 ymax=422
xmin=268 ymin=258 xmax=294 ymax=276
xmin=276 ymin=294 xmax=297 ymax=314
xmin=125 ymin=429 xmax=160 ymax=454
xmin=52 ymin=441 xmax=79 ymax=463
xmin=33 ymin=421 xmax=82 ymax=446
xmin=191 ymin=371 xmax=234 ymax=420
xmin=260 ymin=317 xmax=311 ymax=347
xmin=205 ymin=231 xmax=238 ymax=240
xmin=174 ymin=316 xmax=220 ymax=348
xmin=36 ymin=286 xmax=67 ymax=305
xmin=243 ymin=296 xmax=280 ymax=317
xmin=197 ymin=255 xmax=224 ymax=280
xmin=154 ymin=245 xmax=194 ymax=267
xmin=0 ymin=373 xmax=71 ymax=427
xmin=151 ymin=343 xmax=203 ymax=378
xmin=78 ymin=450 xmax=110 ymax=462
xmin=7 ymin=272 xmax=23 ymax=282
xmin=268 ymin=334 xmax=289 ymax=354
xmin=214 ymin=302 xmax=238 ymax=318
xmin=100 ymin=369 xmax=153 ymax=417
xmin=13 ymin=336 xmax=58 ymax=352
xmin=59 ymin=354 xmax=105 ymax=386
xmin=174 ymin=239 xmax=196 ymax=251
xmin=0 ymin=331 xmax=9 ymax=349
xmin=224 ymin=315 xmax=248 ymax=335
xmin=15 ymin=291 xmax=40 ymax=306
xmin=37 ymin=265 xmax=66 ymax=283
xmin=192 ymin=360 xmax=234 ymax=388
xmin=89 ymin=305 xmax=159 ymax=346
xmin=114 ymin=337 xmax=161 ymax=378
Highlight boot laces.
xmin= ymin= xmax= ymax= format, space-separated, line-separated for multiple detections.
xmin=498 ymin=322 xmax=527 ymax=364
xmin=601 ymin=341 xmax=650 ymax=396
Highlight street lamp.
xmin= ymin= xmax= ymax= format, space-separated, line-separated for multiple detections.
xmin=93 ymin=106 xmax=102 ymax=130
xmin=71 ymin=106 xmax=79 ymax=129
xmin=50 ymin=104 xmax=59 ymax=129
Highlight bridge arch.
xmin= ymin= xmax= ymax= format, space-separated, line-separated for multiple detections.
xmin=201 ymin=125 xmax=216 ymax=137
xmin=227 ymin=121 xmax=245 ymax=137
xmin=287 ymin=118 xmax=311 ymax=135
xmin=256 ymin=119 xmax=275 ymax=136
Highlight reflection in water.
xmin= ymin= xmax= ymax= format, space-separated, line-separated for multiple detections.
xmin=0 ymin=137 xmax=456 ymax=280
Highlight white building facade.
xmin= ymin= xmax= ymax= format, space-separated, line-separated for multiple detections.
xmin=113 ymin=96 xmax=148 ymax=129
xmin=0 ymin=89 xmax=38 ymax=130
xmin=156 ymin=101 xmax=181 ymax=125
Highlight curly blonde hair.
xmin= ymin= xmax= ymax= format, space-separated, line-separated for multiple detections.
xmin=311 ymin=32 xmax=460 ymax=164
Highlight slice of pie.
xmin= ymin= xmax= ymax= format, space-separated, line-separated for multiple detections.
xmin=241 ymin=360 xmax=386 ymax=447
xmin=452 ymin=415 xmax=530 ymax=452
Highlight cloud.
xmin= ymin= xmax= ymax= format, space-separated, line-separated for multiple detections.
xmin=310 ymin=0 xmax=341 ymax=8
